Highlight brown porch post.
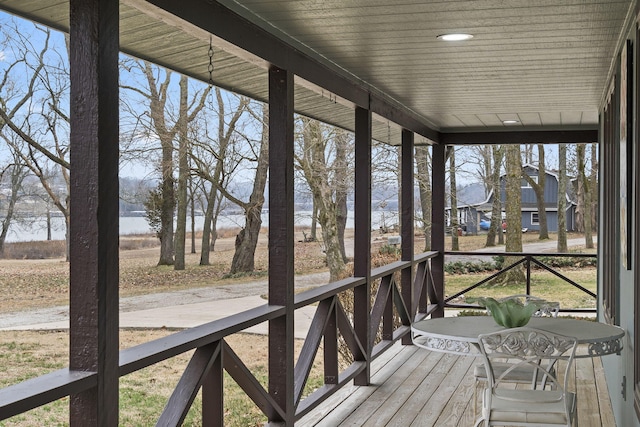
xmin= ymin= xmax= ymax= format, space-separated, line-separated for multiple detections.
xmin=68 ymin=0 xmax=120 ymax=425
xmin=354 ymin=106 xmax=372 ymax=385
xmin=430 ymin=144 xmax=446 ymax=318
xmin=268 ymin=65 xmax=295 ymax=424
xmin=401 ymin=129 xmax=415 ymax=344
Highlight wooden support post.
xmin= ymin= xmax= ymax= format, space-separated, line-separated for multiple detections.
xmin=268 ymin=66 xmax=295 ymax=425
xmin=401 ymin=129 xmax=415 ymax=344
xmin=202 ymin=343 xmax=223 ymax=426
xmin=430 ymin=144 xmax=446 ymax=318
xmin=68 ymin=0 xmax=120 ymax=425
xmin=354 ymin=106 xmax=372 ymax=385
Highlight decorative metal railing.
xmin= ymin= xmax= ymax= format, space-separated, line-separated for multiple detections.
xmin=441 ymin=251 xmax=597 ymax=314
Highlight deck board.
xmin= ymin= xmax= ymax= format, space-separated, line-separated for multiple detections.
xmin=298 ymin=342 xmax=616 ymax=427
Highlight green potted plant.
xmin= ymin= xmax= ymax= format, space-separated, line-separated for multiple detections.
xmin=468 ymin=296 xmax=545 ymax=328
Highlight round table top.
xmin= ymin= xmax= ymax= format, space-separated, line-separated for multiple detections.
xmin=411 ymin=316 xmax=625 ymax=357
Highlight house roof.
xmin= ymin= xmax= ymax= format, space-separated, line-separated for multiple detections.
xmin=0 ymin=0 xmax=632 ymax=144
xmin=469 ymin=164 xmax=578 ymax=210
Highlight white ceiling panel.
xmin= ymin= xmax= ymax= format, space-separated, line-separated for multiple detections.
xmin=0 ymin=0 xmax=633 ymax=140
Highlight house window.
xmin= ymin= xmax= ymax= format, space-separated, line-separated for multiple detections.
xmin=521 ymin=176 xmax=538 ymax=188
xmin=531 ymin=212 xmax=539 ymax=225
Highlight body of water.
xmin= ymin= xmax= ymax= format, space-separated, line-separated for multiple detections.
xmin=6 ymin=210 xmax=401 ymax=242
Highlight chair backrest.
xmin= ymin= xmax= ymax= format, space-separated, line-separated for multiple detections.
xmin=498 ymin=294 xmax=560 ymax=317
xmin=478 ymin=327 xmax=577 ymax=400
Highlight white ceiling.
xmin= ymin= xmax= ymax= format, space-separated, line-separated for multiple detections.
xmin=225 ymin=0 xmax=632 ymax=131
xmin=0 ymin=0 xmax=634 ymax=143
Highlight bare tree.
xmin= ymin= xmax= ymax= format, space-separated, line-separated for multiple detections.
xmin=228 ymin=102 xmax=268 ymax=274
xmin=0 ymin=153 xmax=28 ymax=254
xmin=415 ymin=145 xmax=431 ymax=250
xmin=485 ymin=146 xmax=503 ymax=247
xmin=189 ymin=90 xmax=250 ymax=266
xmin=476 ymin=145 xmax=493 ymax=195
xmin=557 ymin=143 xmax=568 ymax=251
xmin=448 ymin=147 xmax=459 ymax=250
xmin=590 ymin=143 xmax=598 ymax=232
xmin=121 ymin=62 xmax=211 ymax=266
xmin=334 ymin=129 xmax=350 ymax=263
xmin=500 ymin=144 xmax=525 ymax=284
xmin=296 ymin=118 xmax=350 ymax=282
xmin=575 ymin=143 xmax=594 ymax=248
xmin=174 ymin=75 xmax=189 ymax=270
xmin=522 ymin=144 xmax=549 ymax=239
xmin=0 ymin=24 xmax=72 ymax=258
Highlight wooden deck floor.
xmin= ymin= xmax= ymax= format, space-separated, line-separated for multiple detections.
xmin=298 ymin=342 xmax=615 ymax=426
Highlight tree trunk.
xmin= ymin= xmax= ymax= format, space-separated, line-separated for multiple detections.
xmin=486 ymin=146 xmax=503 ymax=247
xmin=536 ymin=145 xmax=548 ymax=239
xmin=501 ymin=144 xmax=524 ymax=284
xmin=310 ymin=202 xmax=318 ymax=241
xmin=575 ymin=144 xmax=586 ymax=233
xmin=199 ymin=185 xmax=216 ymax=265
xmin=415 ymin=146 xmax=432 ymax=251
xmin=190 ymin=180 xmax=196 ymax=254
xmin=174 ymin=75 xmax=189 ymax=270
xmin=578 ymin=143 xmax=594 ymax=249
xmin=449 ymin=147 xmax=459 ymax=250
xmin=47 ymin=210 xmax=52 ymax=241
xmin=525 ymin=144 xmax=549 ymax=240
xmin=590 ymin=143 xmax=598 ymax=232
xmin=298 ymin=118 xmax=346 ymax=281
xmin=230 ymin=104 xmax=269 ymax=273
xmin=198 ymin=89 xmax=243 ymax=265
xmin=557 ymin=144 xmax=568 ymax=252
xmin=0 ymin=164 xmax=25 ymax=255
xmin=158 ymin=140 xmax=175 ymax=265
xmin=335 ymin=129 xmax=349 ymax=263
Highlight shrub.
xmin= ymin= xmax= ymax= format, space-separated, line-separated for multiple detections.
xmin=2 ymin=241 xmax=66 ymax=259
xmin=535 ymin=255 xmax=596 ymax=268
xmin=444 ymin=260 xmax=498 ymax=275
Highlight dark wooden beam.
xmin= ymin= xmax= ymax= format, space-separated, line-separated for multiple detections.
xmin=400 ymin=129 xmax=414 ymax=344
xmin=68 ymin=0 xmax=120 ymax=425
xmin=143 ymin=0 xmax=439 ymax=141
xmin=268 ymin=65 xmax=295 ymax=424
xmin=440 ymin=129 xmax=598 ymax=145
xmin=353 ymin=106 xmax=372 ymax=385
xmin=430 ymin=144 xmax=446 ymax=318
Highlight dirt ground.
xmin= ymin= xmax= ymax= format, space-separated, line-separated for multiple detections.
xmin=0 ymin=231 xmax=329 ymax=314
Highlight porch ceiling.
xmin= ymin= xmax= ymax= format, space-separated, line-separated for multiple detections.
xmin=0 ymin=0 xmax=633 ymax=144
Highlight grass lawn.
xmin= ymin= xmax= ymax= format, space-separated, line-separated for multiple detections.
xmin=0 ymin=330 xmax=324 ymax=427
xmin=445 ymin=268 xmax=597 ymax=310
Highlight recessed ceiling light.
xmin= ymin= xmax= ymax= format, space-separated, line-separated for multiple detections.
xmin=503 ymin=120 xmax=520 ymax=125
xmin=436 ymin=33 xmax=474 ymax=41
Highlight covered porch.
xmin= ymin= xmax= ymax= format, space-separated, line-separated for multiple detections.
xmin=0 ymin=0 xmax=637 ymax=426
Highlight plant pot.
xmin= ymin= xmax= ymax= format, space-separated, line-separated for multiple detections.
xmin=470 ymin=297 xmax=542 ymax=328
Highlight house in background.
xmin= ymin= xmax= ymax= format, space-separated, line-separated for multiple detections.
xmin=452 ymin=164 xmax=578 ymax=233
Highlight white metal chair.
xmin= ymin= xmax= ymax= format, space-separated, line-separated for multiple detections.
xmin=475 ymin=327 xmax=578 ymax=427
xmin=472 ymin=295 xmax=560 ymax=414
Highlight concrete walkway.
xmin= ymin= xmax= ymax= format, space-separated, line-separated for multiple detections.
xmin=0 ymin=272 xmax=329 ymax=339
xmin=1 ymin=295 xmax=318 ymax=339
xmin=0 ymin=237 xmax=595 ymax=336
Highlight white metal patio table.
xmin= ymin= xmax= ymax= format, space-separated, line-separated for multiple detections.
xmin=411 ymin=316 xmax=625 ymax=357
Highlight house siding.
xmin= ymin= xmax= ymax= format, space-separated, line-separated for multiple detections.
xmin=599 ymin=14 xmax=639 ymax=427
xmin=475 ymin=166 xmax=576 ymax=233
